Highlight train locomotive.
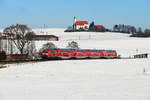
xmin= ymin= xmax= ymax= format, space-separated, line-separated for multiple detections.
xmin=41 ymin=48 xmax=118 ymax=60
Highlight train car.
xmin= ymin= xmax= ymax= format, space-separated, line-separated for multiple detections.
xmin=41 ymin=48 xmax=118 ymax=60
xmin=105 ymin=50 xmax=118 ymax=58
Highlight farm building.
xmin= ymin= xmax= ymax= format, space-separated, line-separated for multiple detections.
xmin=73 ymin=17 xmax=89 ymax=30
xmin=95 ymin=25 xmax=105 ymax=29
xmin=94 ymin=25 xmax=106 ymax=32
xmin=33 ymin=35 xmax=59 ymax=41
xmin=133 ymin=53 xmax=148 ymax=59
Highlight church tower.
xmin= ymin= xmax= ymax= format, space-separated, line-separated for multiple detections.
xmin=74 ymin=16 xmax=77 ymax=23
xmin=73 ymin=16 xmax=77 ymax=30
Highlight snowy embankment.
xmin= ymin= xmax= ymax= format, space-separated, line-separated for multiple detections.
xmin=0 ymin=28 xmax=150 ymax=100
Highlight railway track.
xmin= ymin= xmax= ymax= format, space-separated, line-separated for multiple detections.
xmin=0 ymin=57 xmax=135 ymax=65
xmin=0 ymin=59 xmax=47 ymax=65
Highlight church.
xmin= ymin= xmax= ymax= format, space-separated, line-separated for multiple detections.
xmin=73 ymin=17 xmax=89 ymax=30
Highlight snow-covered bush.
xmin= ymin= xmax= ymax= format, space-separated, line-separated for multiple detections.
xmin=66 ymin=41 xmax=80 ymax=49
xmin=38 ymin=42 xmax=57 ymax=58
xmin=42 ymin=42 xmax=57 ymax=50
xmin=24 ymin=41 xmax=38 ymax=60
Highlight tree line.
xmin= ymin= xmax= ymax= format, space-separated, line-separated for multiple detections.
xmin=113 ymin=24 xmax=150 ymax=37
xmin=113 ymin=24 xmax=136 ymax=34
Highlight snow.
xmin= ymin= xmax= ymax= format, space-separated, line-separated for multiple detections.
xmin=1 ymin=28 xmax=150 ymax=100
xmin=1 ymin=59 xmax=150 ymax=100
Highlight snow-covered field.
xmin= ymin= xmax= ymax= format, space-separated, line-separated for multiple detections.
xmin=1 ymin=28 xmax=150 ymax=100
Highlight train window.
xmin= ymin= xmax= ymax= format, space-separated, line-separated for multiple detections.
xmin=106 ymin=50 xmax=115 ymax=53
xmin=60 ymin=49 xmax=65 ymax=52
xmin=106 ymin=51 xmax=111 ymax=53
xmin=52 ymin=50 xmax=57 ymax=53
xmin=61 ymin=49 xmax=70 ymax=52
xmin=77 ymin=50 xmax=85 ymax=52
xmin=91 ymin=50 xmax=99 ymax=52
xmin=77 ymin=50 xmax=81 ymax=52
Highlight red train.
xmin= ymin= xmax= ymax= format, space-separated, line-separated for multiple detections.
xmin=41 ymin=48 xmax=118 ymax=59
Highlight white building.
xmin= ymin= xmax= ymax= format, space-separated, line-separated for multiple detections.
xmin=73 ymin=17 xmax=89 ymax=30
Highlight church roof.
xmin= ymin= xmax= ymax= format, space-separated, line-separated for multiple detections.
xmin=75 ymin=21 xmax=88 ymax=25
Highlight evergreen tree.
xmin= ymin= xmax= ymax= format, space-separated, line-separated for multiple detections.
xmin=89 ymin=21 xmax=95 ymax=30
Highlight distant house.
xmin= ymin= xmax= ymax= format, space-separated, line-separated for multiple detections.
xmin=133 ymin=53 xmax=148 ymax=59
xmin=95 ymin=25 xmax=105 ymax=29
xmin=94 ymin=25 xmax=105 ymax=32
xmin=33 ymin=35 xmax=59 ymax=41
xmin=0 ymin=33 xmax=59 ymax=41
xmin=73 ymin=17 xmax=89 ymax=30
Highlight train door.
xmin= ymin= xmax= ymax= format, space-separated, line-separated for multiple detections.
xmin=100 ymin=50 xmax=107 ymax=58
xmin=85 ymin=50 xmax=91 ymax=58
xmin=70 ymin=50 xmax=77 ymax=58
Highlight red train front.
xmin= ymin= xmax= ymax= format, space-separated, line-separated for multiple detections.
xmin=41 ymin=48 xmax=118 ymax=59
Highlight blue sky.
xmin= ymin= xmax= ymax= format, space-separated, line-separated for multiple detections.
xmin=0 ymin=0 xmax=150 ymax=29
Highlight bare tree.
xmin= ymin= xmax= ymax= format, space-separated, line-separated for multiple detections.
xmin=24 ymin=41 xmax=37 ymax=59
xmin=137 ymin=27 xmax=142 ymax=34
xmin=144 ymin=29 xmax=150 ymax=37
xmin=42 ymin=42 xmax=57 ymax=50
xmin=0 ymin=32 xmax=6 ymax=61
xmin=131 ymin=26 xmax=136 ymax=34
xmin=3 ymin=24 xmax=35 ymax=54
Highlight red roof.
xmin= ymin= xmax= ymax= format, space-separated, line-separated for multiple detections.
xmin=95 ymin=25 xmax=104 ymax=29
xmin=35 ymin=35 xmax=58 ymax=38
xmin=75 ymin=21 xmax=88 ymax=25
